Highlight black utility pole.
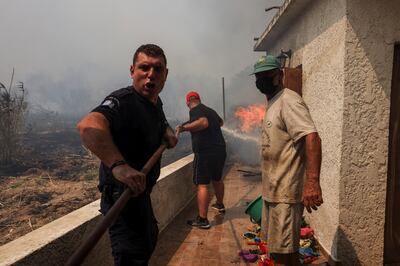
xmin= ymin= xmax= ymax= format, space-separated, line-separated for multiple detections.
xmin=222 ymin=77 xmax=226 ymax=120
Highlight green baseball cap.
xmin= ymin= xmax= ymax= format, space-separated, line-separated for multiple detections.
xmin=251 ymin=55 xmax=281 ymax=75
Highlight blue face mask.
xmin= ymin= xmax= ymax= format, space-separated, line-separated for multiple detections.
xmin=255 ymin=76 xmax=278 ymax=96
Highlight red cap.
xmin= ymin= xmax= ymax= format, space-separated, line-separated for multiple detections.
xmin=186 ymin=91 xmax=200 ymax=104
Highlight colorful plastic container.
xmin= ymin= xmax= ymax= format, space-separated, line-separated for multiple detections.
xmin=245 ymin=195 xmax=262 ymax=225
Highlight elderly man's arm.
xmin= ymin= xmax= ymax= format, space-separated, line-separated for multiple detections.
xmin=77 ymin=112 xmax=145 ymax=194
xmin=302 ymin=132 xmax=323 ymax=213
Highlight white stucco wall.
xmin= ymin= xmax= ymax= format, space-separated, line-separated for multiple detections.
xmin=340 ymin=0 xmax=400 ymax=264
xmin=254 ymin=0 xmax=347 ymax=260
xmin=301 ymin=16 xmax=346 ymax=264
xmin=255 ymin=0 xmax=400 ymax=264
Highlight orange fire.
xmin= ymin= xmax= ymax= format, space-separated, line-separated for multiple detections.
xmin=234 ymin=104 xmax=265 ymax=133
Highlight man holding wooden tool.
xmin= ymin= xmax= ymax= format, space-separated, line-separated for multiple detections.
xmin=77 ymin=44 xmax=177 ymax=266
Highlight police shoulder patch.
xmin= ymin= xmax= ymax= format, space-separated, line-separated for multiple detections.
xmin=101 ymin=96 xmax=120 ymax=109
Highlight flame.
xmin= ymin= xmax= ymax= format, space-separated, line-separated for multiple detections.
xmin=234 ymin=104 xmax=265 ymax=133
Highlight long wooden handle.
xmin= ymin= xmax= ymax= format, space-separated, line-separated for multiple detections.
xmin=65 ymin=144 xmax=167 ymax=266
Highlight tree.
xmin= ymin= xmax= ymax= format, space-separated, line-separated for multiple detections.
xmin=0 ymin=68 xmax=28 ymax=164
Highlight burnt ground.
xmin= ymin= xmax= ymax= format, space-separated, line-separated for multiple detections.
xmin=0 ymin=129 xmax=192 ymax=246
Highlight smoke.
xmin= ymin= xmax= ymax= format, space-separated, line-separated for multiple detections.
xmin=161 ymin=73 xmax=220 ymax=121
xmin=0 ymin=0 xmax=283 ymax=120
xmin=0 ymin=0 xmax=285 ymax=167
xmin=25 ymin=63 xmax=129 ymax=116
xmin=222 ymin=127 xmax=261 ymax=166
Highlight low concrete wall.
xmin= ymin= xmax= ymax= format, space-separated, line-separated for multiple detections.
xmin=0 ymin=154 xmax=195 ymax=266
xmin=151 ymin=154 xmax=195 ymax=232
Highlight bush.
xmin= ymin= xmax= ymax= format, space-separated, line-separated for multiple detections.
xmin=0 ymin=69 xmax=28 ymax=164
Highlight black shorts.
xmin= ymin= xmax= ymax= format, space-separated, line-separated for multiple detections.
xmin=193 ymin=151 xmax=226 ymax=185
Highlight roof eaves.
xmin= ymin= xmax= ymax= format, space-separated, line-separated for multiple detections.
xmin=254 ymin=0 xmax=313 ymax=52
xmin=253 ymin=0 xmax=293 ymax=52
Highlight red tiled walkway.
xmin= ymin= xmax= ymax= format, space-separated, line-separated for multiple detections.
xmin=149 ymin=164 xmax=262 ymax=266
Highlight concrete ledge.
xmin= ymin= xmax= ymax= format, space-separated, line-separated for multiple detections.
xmin=317 ymin=238 xmax=341 ymax=266
xmin=152 ymin=154 xmax=196 ymax=232
xmin=0 ymin=154 xmax=195 ymax=266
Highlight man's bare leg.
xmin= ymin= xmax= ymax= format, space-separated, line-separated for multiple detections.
xmin=197 ymin=184 xmax=209 ymax=218
xmin=273 ymin=253 xmax=300 ymax=266
xmin=212 ymin=180 xmax=224 ymax=204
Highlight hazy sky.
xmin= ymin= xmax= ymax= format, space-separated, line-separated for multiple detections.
xmin=0 ymin=0 xmax=282 ymax=120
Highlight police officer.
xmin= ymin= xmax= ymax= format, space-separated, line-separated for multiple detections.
xmin=77 ymin=44 xmax=177 ymax=266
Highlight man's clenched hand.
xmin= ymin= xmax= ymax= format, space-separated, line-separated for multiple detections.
xmin=302 ymin=179 xmax=323 ymax=213
xmin=112 ymin=164 xmax=146 ymax=196
xmin=164 ymin=126 xmax=178 ymax=149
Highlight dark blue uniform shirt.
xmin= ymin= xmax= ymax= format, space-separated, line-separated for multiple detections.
xmin=92 ymin=86 xmax=169 ymax=191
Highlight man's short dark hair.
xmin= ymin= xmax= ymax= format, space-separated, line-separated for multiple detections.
xmin=133 ymin=44 xmax=167 ymax=66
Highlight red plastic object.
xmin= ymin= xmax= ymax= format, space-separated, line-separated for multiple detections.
xmin=302 ymin=255 xmax=318 ymax=264
xmin=258 ymin=256 xmax=275 ymax=266
xmin=258 ymin=243 xmax=268 ymax=255
xmin=300 ymin=227 xmax=314 ymax=238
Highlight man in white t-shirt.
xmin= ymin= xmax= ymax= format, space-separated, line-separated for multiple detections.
xmin=252 ymin=55 xmax=323 ymax=266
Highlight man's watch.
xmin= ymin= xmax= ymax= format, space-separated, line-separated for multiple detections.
xmin=109 ymin=160 xmax=127 ymax=172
